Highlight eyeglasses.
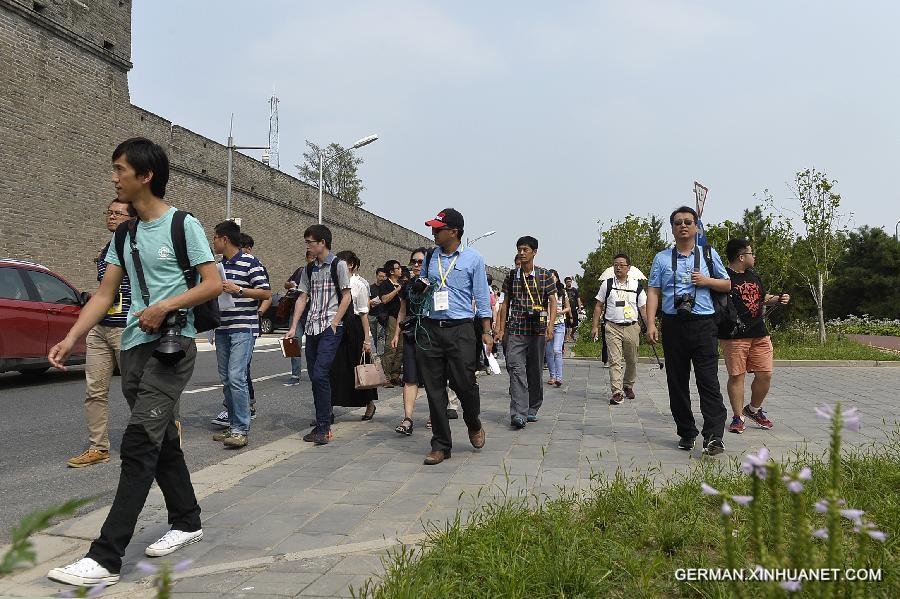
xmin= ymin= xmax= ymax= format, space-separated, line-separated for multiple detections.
xmin=672 ymin=219 xmax=694 ymax=226
xmin=304 ymin=239 xmax=322 ymax=245
xmin=409 ymin=259 xmax=424 ymax=265
xmin=741 ymin=252 xmax=756 ymax=257
xmin=105 ymin=210 xmax=130 ymax=218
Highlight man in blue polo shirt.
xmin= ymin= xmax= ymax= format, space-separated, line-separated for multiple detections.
xmin=210 ymin=220 xmax=271 ymax=449
xmin=645 ymin=206 xmax=731 ymax=455
xmin=415 ymin=208 xmax=492 ymax=465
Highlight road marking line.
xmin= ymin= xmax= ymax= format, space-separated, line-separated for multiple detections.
xmin=182 ymin=371 xmax=298 ymax=394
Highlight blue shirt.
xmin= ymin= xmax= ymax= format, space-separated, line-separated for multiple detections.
xmin=217 ymin=251 xmax=270 ymax=335
xmin=648 ymin=245 xmax=728 ymax=316
xmin=423 ymin=245 xmax=492 ymax=320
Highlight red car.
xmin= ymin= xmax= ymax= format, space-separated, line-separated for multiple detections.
xmin=0 ymin=259 xmax=89 ymax=375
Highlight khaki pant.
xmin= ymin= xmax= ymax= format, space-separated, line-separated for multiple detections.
xmin=381 ymin=316 xmax=403 ymax=381
xmin=84 ymin=325 xmax=123 ymax=451
xmin=606 ymin=321 xmax=639 ymax=395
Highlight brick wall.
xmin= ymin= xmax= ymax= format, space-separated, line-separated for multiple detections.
xmin=0 ymin=0 xmax=501 ymax=294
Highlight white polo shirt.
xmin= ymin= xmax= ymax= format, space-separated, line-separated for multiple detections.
xmin=596 ymin=278 xmax=647 ymax=324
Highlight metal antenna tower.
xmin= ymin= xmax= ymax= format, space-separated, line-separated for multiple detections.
xmin=263 ymin=86 xmax=280 ymax=169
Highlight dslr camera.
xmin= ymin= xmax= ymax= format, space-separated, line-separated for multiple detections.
xmin=675 ymin=293 xmax=695 ymax=319
xmin=526 ymin=305 xmax=546 ymax=323
xmin=410 ymin=277 xmax=430 ymax=296
xmin=154 ymin=310 xmax=189 ymax=365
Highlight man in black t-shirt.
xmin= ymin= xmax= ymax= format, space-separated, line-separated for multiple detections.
xmin=564 ymin=277 xmax=581 ymax=342
xmin=718 ymin=239 xmax=790 ymax=435
xmin=379 ymin=260 xmax=404 ymax=386
xmin=368 ymin=267 xmax=387 ymax=356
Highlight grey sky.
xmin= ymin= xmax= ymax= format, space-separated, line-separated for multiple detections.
xmin=131 ymin=1 xmax=900 ymax=279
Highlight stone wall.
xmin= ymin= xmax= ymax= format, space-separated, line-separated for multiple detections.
xmin=0 ymin=0 xmax=477 ymax=294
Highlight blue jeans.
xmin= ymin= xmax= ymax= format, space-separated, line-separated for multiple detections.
xmin=215 ymin=331 xmax=255 ymax=435
xmin=546 ymin=322 xmax=566 ymax=380
xmin=305 ymin=326 xmax=343 ymax=433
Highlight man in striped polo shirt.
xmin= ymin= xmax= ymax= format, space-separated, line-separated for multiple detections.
xmin=67 ymin=200 xmax=135 ymax=468
xmin=211 ymin=221 xmax=271 ymax=448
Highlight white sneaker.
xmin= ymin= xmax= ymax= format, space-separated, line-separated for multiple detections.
xmin=145 ymin=529 xmax=203 ymax=557
xmin=47 ymin=557 xmax=120 ymax=586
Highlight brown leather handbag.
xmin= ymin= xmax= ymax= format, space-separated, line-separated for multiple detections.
xmin=354 ymin=352 xmax=387 ymax=390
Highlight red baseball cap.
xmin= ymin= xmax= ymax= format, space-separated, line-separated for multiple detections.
xmin=425 ymin=208 xmax=464 ymax=230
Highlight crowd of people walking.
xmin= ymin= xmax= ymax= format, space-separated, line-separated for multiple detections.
xmin=44 ymin=137 xmax=790 ymax=588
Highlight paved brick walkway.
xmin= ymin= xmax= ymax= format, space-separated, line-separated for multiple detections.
xmin=4 ymin=361 xmax=898 ymax=598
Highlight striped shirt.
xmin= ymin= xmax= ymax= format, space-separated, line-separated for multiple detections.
xmin=97 ymin=242 xmax=131 ymax=328
xmin=218 ymin=251 xmax=270 ymax=335
xmin=297 ymin=253 xmax=351 ymax=336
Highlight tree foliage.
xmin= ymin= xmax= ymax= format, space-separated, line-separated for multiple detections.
xmin=296 ymin=141 xmax=365 ymax=207
xmin=827 ymin=226 xmax=900 ymax=319
xmin=576 ymin=214 xmax=667 ymax=313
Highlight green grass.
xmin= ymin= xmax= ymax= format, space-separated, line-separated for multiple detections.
xmin=571 ymin=323 xmax=900 ymax=361
xmin=355 ymin=433 xmax=900 ymax=598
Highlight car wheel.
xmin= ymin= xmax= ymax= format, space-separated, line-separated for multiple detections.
xmin=259 ymin=317 xmax=274 ymax=335
xmin=18 ymin=367 xmax=50 ymax=376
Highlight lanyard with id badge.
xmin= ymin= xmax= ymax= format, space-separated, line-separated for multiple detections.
xmin=433 ymin=253 xmax=458 ymax=312
xmin=614 ymin=284 xmax=636 ymax=321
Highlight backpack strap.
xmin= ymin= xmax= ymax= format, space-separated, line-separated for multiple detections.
xmin=423 ymin=247 xmax=437 ymax=281
xmin=114 ymin=221 xmax=129 ymax=271
xmin=170 ymin=210 xmax=197 ymax=289
xmin=127 ymin=219 xmax=151 ymax=306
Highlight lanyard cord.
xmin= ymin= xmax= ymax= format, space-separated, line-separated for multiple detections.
xmin=520 ymin=268 xmax=539 ymax=307
xmin=436 ymin=253 xmax=459 ymax=290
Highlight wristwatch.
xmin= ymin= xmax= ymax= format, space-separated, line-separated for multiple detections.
xmin=237 ymin=288 xmax=244 ymax=297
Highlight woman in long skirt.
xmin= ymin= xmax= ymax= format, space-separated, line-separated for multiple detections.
xmin=330 ymin=250 xmax=378 ymax=418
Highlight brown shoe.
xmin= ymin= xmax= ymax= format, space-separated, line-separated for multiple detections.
xmin=610 ymin=393 xmax=624 ymax=405
xmin=212 ymin=429 xmax=232 ymax=442
xmin=67 ymin=448 xmax=110 ymax=468
xmin=223 ymin=433 xmax=248 ymax=448
xmin=468 ymin=427 xmax=486 ymax=449
xmin=624 ymin=387 xmax=636 ymax=400
xmin=423 ymin=449 xmax=450 ymax=465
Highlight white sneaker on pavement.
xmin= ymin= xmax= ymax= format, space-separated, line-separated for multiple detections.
xmin=145 ymin=529 xmax=203 ymax=557
xmin=47 ymin=557 xmax=120 ymax=586
xmin=210 ymin=410 xmax=229 ymax=427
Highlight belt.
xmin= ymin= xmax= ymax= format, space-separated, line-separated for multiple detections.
xmin=662 ymin=313 xmax=715 ymax=321
xmin=423 ymin=317 xmax=473 ymax=328
xmin=607 ymin=320 xmax=638 ymax=326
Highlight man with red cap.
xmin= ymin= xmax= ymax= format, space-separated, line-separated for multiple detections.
xmin=413 ymin=208 xmax=493 ymax=465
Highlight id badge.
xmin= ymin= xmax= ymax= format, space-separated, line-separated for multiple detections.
xmin=680 ymin=272 xmax=692 ymax=285
xmin=623 ymin=305 xmax=635 ymax=320
xmin=107 ymin=291 xmax=123 ymax=315
xmin=433 ymin=290 xmax=449 ymax=311
xmin=615 ymin=300 xmax=626 ymax=307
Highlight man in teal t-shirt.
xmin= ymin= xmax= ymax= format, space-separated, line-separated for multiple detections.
xmin=46 ymin=138 xmax=221 ymax=588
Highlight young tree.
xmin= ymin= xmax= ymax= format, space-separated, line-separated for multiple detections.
xmin=788 ymin=169 xmax=847 ymax=344
xmin=296 ymin=141 xmax=366 ymax=207
xmin=577 ymin=214 xmax=667 ymax=314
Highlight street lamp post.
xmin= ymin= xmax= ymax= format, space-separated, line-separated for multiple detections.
xmin=467 ymin=230 xmax=496 ymax=245
xmin=895 ymin=219 xmax=900 ymax=242
xmin=226 ymin=114 xmax=269 ymax=221
xmin=317 ymin=134 xmax=379 ymax=224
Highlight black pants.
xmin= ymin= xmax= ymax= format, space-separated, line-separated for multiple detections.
xmin=416 ymin=319 xmax=482 ymax=453
xmin=87 ymin=339 xmax=201 ymax=573
xmin=661 ymin=315 xmax=727 ymax=442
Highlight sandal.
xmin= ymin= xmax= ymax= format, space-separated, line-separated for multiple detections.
xmin=547 ymin=378 xmax=556 ymax=386
xmin=362 ymin=402 xmax=376 ymax=421
xmin=395 ymin=417 xmax=413 ymax=436
xmin=554 ymin=380 xmax=563 ymax=387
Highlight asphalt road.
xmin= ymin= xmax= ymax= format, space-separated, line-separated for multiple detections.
xmin=0 ymin=336 xmax=361 ymax=542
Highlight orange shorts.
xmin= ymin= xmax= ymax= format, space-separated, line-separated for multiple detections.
xmin=720 ymin=336 xmax=774 ymax=376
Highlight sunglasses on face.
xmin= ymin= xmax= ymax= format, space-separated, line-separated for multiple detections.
xmin=673 ymin=219 xmax=694 ymax=226
xmin=410 ymin=259 xmax=424 ymax=265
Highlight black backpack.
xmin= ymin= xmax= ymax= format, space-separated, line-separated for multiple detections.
xmin=114 ymin=210 xmax=220 ymax=332
xmin=700 ymin=245 xmax=740 ymax=334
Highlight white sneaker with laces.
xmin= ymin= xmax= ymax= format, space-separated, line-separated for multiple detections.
xmin=47 ymin=557 xmax=119 ymax=586
xmin=145 ymin=529 xmax=203 ymax=557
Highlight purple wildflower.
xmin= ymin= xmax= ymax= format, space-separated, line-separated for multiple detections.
xmin=87 ymin=582 xmax=108 ymax=597
xmin=741 ymin=447 xmax=770 ymax=479
xmin=783 ymin=467 xmax=813 ymax=494
xmin=701 ymin=482 xmax=719 ymax=496
xmin=840 ymin=508 xmax=864 ymax=525
xmin=812 ymin=528 xmax=828 ymax=539
xmin=854 ymin=520 xmax=887 ymax=542
xmin=780 ymin=580 xmax=802 ymax=592
xmin=135 ymin=560 xmax=160 ymax=575
xmin=815 ymin=405 xmax=861 ymax=431
xmin=721 ymin=500 xmax=733 ymax=516
xmin=173 ymin=559 xmax=194 ymax=574
xmin=731 ymin=495 xmax=753 ymax=506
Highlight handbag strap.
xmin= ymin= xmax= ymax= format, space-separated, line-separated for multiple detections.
xmin=128 ymin=220 xmax=151 ymax=306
